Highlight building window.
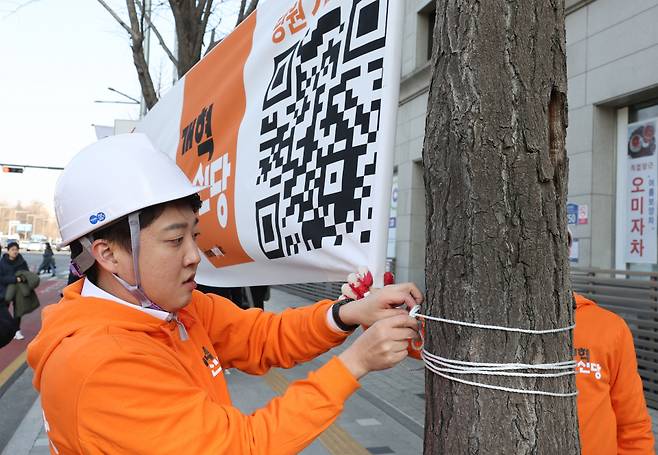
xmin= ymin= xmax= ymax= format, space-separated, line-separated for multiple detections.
xmin=417 ymin=2 xmax=437 ymax=65
xmin=426 ymin=8 xmax=436 ymax=60
xmin=629 ymin=99 xmax=658 ymax=124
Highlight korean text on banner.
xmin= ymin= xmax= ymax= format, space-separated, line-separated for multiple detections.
xmin=137 ymin=0 xmax=404 ymax=287
xmin=624 ymin=118 xmax=658 ymax=263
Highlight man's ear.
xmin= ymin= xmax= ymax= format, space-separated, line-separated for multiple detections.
xmin=90 ymin=239 xmax=121 ymax=274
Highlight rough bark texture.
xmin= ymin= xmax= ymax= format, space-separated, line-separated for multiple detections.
xmin=126 ymin=0 xmax=159 ymax=110
xmin=422 ymin=1 xmax=579 ymax=454
xmin=170 ymin=0 xmax=214 ymax=78
xmin=99 ymin=0 xmax=220 ymax=111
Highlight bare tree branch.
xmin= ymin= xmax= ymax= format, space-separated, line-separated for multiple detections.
xmin=244 ymin=0 xmax=258 ymax=19
xmin=195 ymin=0 xmax=214 ymax=58
xmin=99 ymin=0 xmax=224 ymax=109
xmin=96 ymin=0 xmax=134 ymax=38
xmin=135 ymin=0 xmax=179 ymax=68
xmin=125 ymin=0 xmax=158 ymax=109
xmin=196 ymin=0 xmax=208 ymax=19
xmin=125 ymin=0 xmax=142 ymax=40
xmin=235 ymin=0 xmax=247 ymax=26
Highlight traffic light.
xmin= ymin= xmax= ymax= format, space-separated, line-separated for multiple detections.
xmin=2 ymin=166 xmax=23 ymax=173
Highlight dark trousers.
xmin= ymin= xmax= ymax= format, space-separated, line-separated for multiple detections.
xmin=195 ymin=285 xmax=269 ymax=310
xmin=6 ymin=302 xmax=21 ymax=329
xmin=196 ymin=285 xmax=245 ymax=308
xmin=248 ymin=286 xmax=269 ymax=310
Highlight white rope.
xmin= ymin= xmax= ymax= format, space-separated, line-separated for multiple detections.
xmin=422 ymin=359 xmax=579 ymax=398
xmin=410 ymin=306 xmax=575 ymax=335
xmin=422 ymin=350 xmax=576 ymax=377
xmin=409 ymin=305 xmax=578 ymax=397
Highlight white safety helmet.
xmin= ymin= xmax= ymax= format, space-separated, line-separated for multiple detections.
xmin=55 ymin=133 xmax=203 ymax=315
xmin=55 ymin=133 xmax=200 ymax=247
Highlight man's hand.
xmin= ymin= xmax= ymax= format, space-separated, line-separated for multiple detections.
xmin=338 ymin=314 xmax=420 ymax=379
xmin=339 ymin=283 xmax=423 ymax=328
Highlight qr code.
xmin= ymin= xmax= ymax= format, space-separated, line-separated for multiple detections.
xmin=256 ymin=0 xmax=387 ymax=259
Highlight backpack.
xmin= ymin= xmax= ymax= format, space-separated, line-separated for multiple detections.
xmin=0 ymin=304 xmax=17 ymax=348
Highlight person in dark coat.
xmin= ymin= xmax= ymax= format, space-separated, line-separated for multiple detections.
xmin=0 ymin=242 xmax=30 ymax=340
xmin=38 ymin=243 xmax=56 ymax=276
xmin=195 ymin=284 xmax=245 ymax=308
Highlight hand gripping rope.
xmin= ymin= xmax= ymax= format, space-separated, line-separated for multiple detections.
xmin=408 ymin=305 xmax=578 ymax=398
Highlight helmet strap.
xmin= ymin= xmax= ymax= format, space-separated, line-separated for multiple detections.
xmin=112 ymin=212 xmax=162 ymax=311
xmin=70 ymin=236 xmax=96 ymax=277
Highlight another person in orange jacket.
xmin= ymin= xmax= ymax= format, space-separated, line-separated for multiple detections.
xmin=27 ymin=134 xmax=422 ymax=454
xmin=569 ymin=230 xmax=654 ymax=454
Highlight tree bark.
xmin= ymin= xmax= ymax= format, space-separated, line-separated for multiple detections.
xmin=126 ymin=0 xmax=159 ymax=109
xmin=422 ymin=1 xmax=578 ymax=454
xmin=100 ymin=0 xmax=258 ymax=110
xmin=170 ymin=0 xmax=214 ymax=78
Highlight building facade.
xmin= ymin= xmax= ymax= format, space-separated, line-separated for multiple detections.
xmin=391 ymin=0 xmax=658 ymax=289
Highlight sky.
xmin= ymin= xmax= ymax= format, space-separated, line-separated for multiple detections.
xmin=0 ymin=0 xmax=242 ymax=212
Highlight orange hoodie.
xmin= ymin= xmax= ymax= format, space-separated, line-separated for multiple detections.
xmin=28 ymin=280 xmax=359 ymax=454
xmin=574 ymin=293 xmax=654 ymax=455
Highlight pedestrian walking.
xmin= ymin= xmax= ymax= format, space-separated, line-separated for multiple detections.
xmin=0 ymin=241 xmax=30 ymax=340
xmin=28 ymin=134 xmax=423 ymax=454
xmin=38 ymin=242 xmax=56 ymax=276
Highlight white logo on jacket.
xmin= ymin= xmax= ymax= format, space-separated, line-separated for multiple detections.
xmin=574 ymin=347 xmax=602 ymax=380
xmin=202 ymin=346 xmax=222 ymax=378
xmin=42 ymin=409 xmax=60 ymax=454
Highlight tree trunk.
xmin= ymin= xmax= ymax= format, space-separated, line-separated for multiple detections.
xmin=422 ymin=1 xmax=579 ymax=454
xmin=170 ymin=0 xmax=214 ymax=79
xmin=130 ymin=38 xmax=159 ymax=110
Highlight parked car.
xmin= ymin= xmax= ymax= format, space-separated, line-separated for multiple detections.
xmin=26 ymin=240 xmax=46 ymax=252
xmin=53 ymin=238 xmax=69 ymax=252
xmin=0 ymin=236 xmax=19 ymax=248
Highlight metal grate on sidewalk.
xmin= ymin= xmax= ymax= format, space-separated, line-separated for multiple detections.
xmin=275 ymin=282 xmax=343 ymax=302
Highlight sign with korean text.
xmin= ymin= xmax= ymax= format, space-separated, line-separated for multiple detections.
xmin=624 ymin=118 xmax=657 ymax=263
xmin=567 ymin=202 xmax=588 ymax=225
xmin=138 ymin=0 xmax=403 ymax=286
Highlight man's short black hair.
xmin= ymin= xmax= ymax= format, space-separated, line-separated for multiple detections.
xmin=6 ymin=242 xmax=19 ymax=250
xmin=71 ymin=193 xmax=202 ymax=283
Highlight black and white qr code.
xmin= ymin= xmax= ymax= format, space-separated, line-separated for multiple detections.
xmin=256 ymin=0 xmax=387 ymax=260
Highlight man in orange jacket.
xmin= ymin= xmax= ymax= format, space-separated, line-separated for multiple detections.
xmin=28 ymin=134 xmax=422 ymax=454
xmin=569 ymin=231 xmax=655 ymax=454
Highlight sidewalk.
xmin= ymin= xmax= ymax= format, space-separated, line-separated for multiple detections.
xmin=0 ymin=274 xmax=67 ymax=452
xmin=3 ymin=288 xmax=658 ymax=454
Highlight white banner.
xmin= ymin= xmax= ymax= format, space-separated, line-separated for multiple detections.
xmin=137 ymin=0 xmax=403 ymax=286
xmin=624 ymin=118 xmax=658 ymax=263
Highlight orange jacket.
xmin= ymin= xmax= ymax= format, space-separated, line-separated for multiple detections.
xmin=574 ymin=293 xmax=654 ymax=455
xmin=27 ymin=280 xmax=358 ymax=454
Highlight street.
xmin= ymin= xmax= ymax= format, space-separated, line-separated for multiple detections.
xmin=19 ymin=252 xmax=70 ymax=278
